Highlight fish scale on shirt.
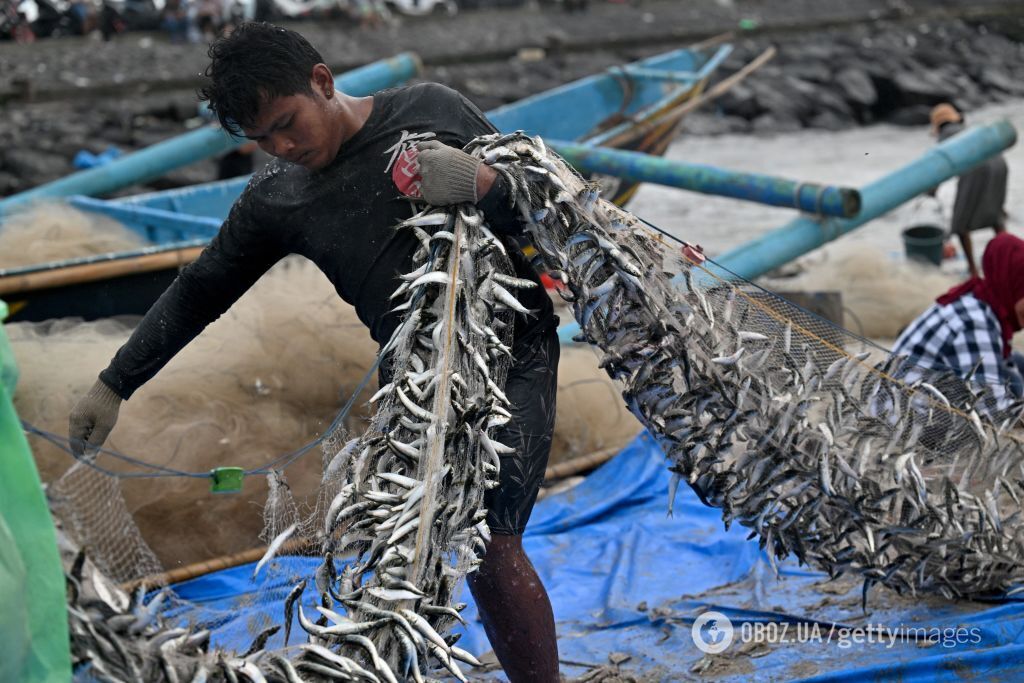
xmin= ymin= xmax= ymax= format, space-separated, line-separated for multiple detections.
xmin=100 ymin=83 xmax=555 ymax=399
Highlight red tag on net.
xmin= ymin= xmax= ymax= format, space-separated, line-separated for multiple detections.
xmin=392 ymin=145 xmax=423 ymax=198
xmin=681 ymin=243 xmax=706 ymax=265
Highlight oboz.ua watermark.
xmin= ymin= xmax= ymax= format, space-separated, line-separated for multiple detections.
xmin=691 ymin=610 xmax=982 ymax=652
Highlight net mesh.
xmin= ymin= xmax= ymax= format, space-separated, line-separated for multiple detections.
xmin=490 ymin=131 xmax=1024 ymax=602
xmin=17 ymin=132 xmax=1024 ymax=681
xmin=49 ymin=462 xmax=164 ymax=585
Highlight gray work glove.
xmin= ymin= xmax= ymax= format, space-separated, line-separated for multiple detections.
xmin=416 ymin=140 xmax=481 ymax=206
xmin=69 ymin=378 xmax=122 ymax=457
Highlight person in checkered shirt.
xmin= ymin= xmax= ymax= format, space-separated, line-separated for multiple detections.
xmin=893 ymin=233 xmax=1024 ymax=416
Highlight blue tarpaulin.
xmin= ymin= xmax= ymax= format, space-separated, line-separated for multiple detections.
xmin=171 ymin=432 xmax=1024 ymax=681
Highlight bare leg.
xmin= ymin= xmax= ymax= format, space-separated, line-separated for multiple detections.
xmin=467 ymin=534 xmax=559 ymax=683
xmin=958 ymin=232 xmax=978 ymax=278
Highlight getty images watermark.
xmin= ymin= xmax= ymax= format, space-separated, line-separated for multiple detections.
xmin=691 ymin=611 xmax=982 ymax=654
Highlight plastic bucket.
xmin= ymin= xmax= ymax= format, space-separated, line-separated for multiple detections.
xmin=901 ymin=224 xmax=945 ymax=266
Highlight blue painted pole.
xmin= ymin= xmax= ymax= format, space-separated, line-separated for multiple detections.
xmin=710 ymin=119 xmax=1017 ymax=281
xmin=549 ymin=141 xmax=862 ymax=218
xmin=557 ymin=119 xmax=1017 ymax=343
xmin=0 ymin=53 xmax=421 ymax=217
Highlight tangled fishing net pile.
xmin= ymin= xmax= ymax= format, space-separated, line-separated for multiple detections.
xmin=62 ymin=131 xmax=1024 ymax=681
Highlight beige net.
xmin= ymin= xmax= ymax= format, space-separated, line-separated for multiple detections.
xmin=0 ymin=203 xmax=146 ymax=269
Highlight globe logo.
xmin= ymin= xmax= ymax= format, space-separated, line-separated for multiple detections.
xmin=692 ymin=610 xmax=734 ymax=654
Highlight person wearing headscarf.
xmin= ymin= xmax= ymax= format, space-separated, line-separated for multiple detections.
xmin=893 ymin=233 xmax=1024 ymax=415
xmin=928 ymin=103 xmax=1009 ymax=278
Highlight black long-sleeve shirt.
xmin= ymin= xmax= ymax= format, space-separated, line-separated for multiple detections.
xmin=100 ymin=83 xmax=555 ymax=399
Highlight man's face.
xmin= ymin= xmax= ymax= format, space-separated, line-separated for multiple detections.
xmin=1016 ymin=298 xmax=1024 ymax=329
xmin=242 ymin=81 xmax=337 ymax=171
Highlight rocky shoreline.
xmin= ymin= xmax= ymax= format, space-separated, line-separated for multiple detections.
xmin=0 ymin=0 xmax=1021 ymax=197
xmin=703 ymin=19 xmax=1024 ymax=135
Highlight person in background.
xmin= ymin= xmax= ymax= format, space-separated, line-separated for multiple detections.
xmin=349 ymin=0 xmax=387 ymax=29
xmin=99 ymin=0 xmax=124 ymax=41
xmin=67 ymin=0 xmax=91 ymax=35
xmin=12 ymin=2 xmax=35 ymax=42
xmin=224 ymin=0 xmax=246 ymax=32
xmin=196 ymin=0 xmax=222 ymax=39
xmin=253 ymin=0 xmax=273 ymax=22
xmin=162 ymin=0 xmax=189 ymax=43
xmin=929 ymin=103 xmax=1010 ymax=278
xmin=892 ymin=232 xmax=1024 ymax=415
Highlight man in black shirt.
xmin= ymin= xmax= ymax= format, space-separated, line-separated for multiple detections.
xmin=69 ymin=23 xmax=560 ymax=682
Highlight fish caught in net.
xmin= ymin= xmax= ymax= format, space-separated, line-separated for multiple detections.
xmin=58 ymin=130 xmax=1024 ymax=681
xmin=472 ymin=131 xmax=1024 ymax=603
xmin=292 ymin=197 xmax=526 ymax=682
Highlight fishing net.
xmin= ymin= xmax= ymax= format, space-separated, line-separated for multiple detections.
xmin=476 ymin=132 xmax=1024 ymax=605
xmin=17 ymin=132 xmax=1024 ymax=681
xmin=0 ymin=204 xmax=145 ymax=270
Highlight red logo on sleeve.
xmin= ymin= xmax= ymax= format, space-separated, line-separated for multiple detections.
xmin=392 ymin=145 xmax=423 ymax=198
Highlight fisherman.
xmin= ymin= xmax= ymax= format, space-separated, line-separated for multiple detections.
xmin=892 ymin=232 xmax=1024 ymax=414
xmin=928 ymin=103 xmax=1010 ymax=278
xmin=68 ymin=23 xmax=560 ymax=683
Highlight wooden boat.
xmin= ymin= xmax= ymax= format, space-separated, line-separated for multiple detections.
xmin=0 ymin=43 xmax=732 ymax=323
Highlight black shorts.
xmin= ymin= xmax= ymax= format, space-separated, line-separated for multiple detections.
xmin=485 ymin=322 xmax=560 ymax=535
xmin=378 ymin=321 xmax=560 ymax=535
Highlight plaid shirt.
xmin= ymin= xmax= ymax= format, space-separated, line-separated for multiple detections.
xmin=892 ymin=293 xmax=1016 ymax=413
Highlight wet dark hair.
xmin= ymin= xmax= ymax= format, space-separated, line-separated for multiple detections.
xmin=198 ymin=23 xmax=325 ymax=136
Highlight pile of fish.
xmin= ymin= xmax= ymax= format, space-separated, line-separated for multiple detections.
xmin=63 ymin=529 xmax=404 ymax=682
xmin=465 ymin=131 xmax=1024 ymax=601
xmin=66 ymin=543 xmax=200 ymax=682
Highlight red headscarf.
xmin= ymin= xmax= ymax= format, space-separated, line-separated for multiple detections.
xmin=936 ymin=233 xmax=1024 ymax=357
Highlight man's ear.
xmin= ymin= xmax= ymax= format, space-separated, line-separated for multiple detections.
xmin=311 ymin=63 xmax=335 ymax=99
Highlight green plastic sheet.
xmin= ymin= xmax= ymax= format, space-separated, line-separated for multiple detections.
xmin=0 ymin=299 xmax=71 ymax=682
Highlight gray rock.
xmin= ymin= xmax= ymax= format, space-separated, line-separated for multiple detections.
xmin=782 ymin=43 xmax=837 ymax=63
xmin=834 ymin=67 xmax=877 ymax=107
xmin=717 ymin=83 xmax=760 ymax=120
xmin=811 ymin=87 xmax=856 ymax=121
xmin=979 ymin=67 xmax=1024 ymax=96
xmin=750 ymin=79 xmax=811 ymax=122
xmin=808 ymin=110 xmax=849 ymax=131
xmin=0 ymin=171 xmax=20 ymax=195
xmin=892 ymin=67 xmax=957 ymax=104
xmin=785 ymin=61 xmax=832 ymax=84
xmin=683 ymin=112 xmax=750 ymax=136
xmin=2 ymin=148 xmax=71 ymax=179
xmin=885 ymin=105 xmax=932 ymax=126
xmin=751 ymin=113 xmax=803 ymax=134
